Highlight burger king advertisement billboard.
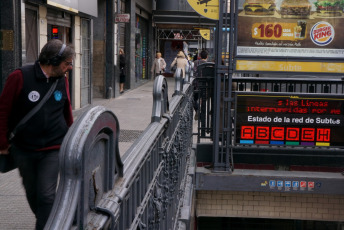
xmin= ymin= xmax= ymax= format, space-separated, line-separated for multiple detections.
xmin=236 ymin=0 xmax=344 ymax=59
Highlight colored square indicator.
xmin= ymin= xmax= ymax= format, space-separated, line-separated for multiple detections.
xmin=277 ymin=181 xmax=283 ymax=187
xmin=300 ymin=181 xmax=307 ymax=188
xmin=292 ymin=181 xmax=299 ymax=188
xmin=240 ymin=140 xmax=254 ymax=144
xmin=269 ymin=180 xmax=276 ymax=187
xmin=285 ymin=181 xmax=291 ymax=187
xmin=308 ymin=182 xmax=314 ymax=188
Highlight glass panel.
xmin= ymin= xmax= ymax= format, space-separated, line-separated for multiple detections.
xmin=25 ymin=8 xmax=38 ymax=64
xmin=81 ymin=19 xmax=91 ymax=107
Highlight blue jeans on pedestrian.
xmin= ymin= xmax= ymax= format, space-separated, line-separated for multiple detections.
xmin=11 ymin=145 xmax=59 ymax=230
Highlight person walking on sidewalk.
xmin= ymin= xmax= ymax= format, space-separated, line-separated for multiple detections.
xmin=119 ymin=48 xmax=126 ymax=94
xmin=0 ymin=39 xmax=74 ymax=230
xmin=151 ymin=52 xmax=166 ymax=78
xmin=170 ymin=51 xmax=188 ymax=79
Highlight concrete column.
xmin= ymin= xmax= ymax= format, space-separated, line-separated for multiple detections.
xmin=38 ymin=6 xmax=47 ymax=51
xmin=147 ymin=17 xmax=154 ymax=81
xmin=105 ymin=0 xmax=115 ymax=98
xmin=126 ymin=0 xmax=136 ymax=90
xmin=93 ymin=0 xmax=106 ymax=98
xmin=0 ymin=0 xmax=21 ymax=92
xmin=73 ymin=16 xmax=81 ymax=109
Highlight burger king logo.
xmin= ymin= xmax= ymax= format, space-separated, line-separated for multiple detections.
xmin=310 ymin=21 xmax=335 ymax=46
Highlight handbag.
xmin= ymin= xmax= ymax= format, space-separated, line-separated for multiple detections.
xmin=0 ymin=79 xmax=59 ymax=173
xmin=120 ymin=68 xmax=125 ymax=78
xmin=0 ymin=154 xmax=15 ymax=173
xmin=171 ymin=59 xmax=177 ymax=72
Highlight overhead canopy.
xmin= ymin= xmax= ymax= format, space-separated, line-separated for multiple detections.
xmin=46 ymin=0 xmax=97 ymax=17
xmin=153 ymin=10 xmax=216 ymax=27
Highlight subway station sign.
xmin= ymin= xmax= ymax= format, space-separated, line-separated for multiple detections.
xmin=235 ymin=93 xmax=344 ymax=147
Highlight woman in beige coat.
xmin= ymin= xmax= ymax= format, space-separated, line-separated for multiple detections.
xmin=151 ymin=52 xmax=167 ymax=77
xmin=170 ymin=51 xmax=188 ymax=78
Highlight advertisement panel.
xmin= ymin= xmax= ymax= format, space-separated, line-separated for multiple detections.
xmin=235 ymin=92 xmax=344 ymax=147
xmin=236 ymin=0 xmax=344 ymax=58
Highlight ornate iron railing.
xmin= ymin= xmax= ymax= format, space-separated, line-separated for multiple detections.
xmin=45 ymin=70 xmax=195 ymax=229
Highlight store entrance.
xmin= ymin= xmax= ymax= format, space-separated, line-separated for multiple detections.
xmin=197 ymin=217 xmax=342 ymax=230
xmin=155 ymin=28 xmax=213 ymax=76
xmin=47 ymin=24 xmax=73 ymax=105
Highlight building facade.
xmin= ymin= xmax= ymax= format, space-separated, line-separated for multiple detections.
xmin=0 ymin=0 xmax=155 ymax=111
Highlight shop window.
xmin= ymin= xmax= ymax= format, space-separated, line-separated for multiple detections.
xmin=81 ymin=18 xmax=91 ymax=107
xmin=135 ymin=15 xmax=148 ymax=80
xmin=25 ymin=7 xmax=38 ymax=64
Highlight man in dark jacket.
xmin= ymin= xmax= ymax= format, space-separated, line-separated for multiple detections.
xmin=0 ymin=39 xmax=74 ymax=230
xmin=193 ymin=50 xmax=209 ymax=120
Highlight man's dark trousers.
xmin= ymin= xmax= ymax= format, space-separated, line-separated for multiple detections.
xmin=12 ymin=145 xmax=59 ymax=230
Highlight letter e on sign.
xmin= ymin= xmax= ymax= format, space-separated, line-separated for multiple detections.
xmin=301 ymin=128 xmax=315 ymax=141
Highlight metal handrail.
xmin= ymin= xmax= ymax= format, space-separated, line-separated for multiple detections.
xmin=48 ymin=76 xmax=195 ymax=229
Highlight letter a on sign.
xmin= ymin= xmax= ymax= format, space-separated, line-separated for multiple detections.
xmin=187 ymin=0 xmax=219 ymax=20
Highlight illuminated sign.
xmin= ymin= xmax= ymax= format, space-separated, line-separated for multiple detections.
xmin=236 ymin=60 xmax=344 ymax=74
xmin=52 ymin=26 xmax=59 ymax=39
xmin=235 ymin=93 xmax=344 ymax=147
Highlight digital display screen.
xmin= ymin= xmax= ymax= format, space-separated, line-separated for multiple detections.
xmin=235 ymin=93 xmax=344 ymax=147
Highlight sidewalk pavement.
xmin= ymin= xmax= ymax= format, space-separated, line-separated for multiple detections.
xmin=0 ymin=77 xmax=176 ymax=229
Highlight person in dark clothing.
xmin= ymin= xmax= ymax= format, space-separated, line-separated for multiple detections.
xmin=193 ymin=50 xmax=209 ymax=120
xmin=119 ymin=48 xmax=126 ymax=94
xmin=0 ymin=39 xmax=74 ymax=230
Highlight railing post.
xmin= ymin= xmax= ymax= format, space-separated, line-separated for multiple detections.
xmin=152 ymin=75 xmax=170 ymax=122
xmin=184 ymin=61 xmax=193 ymax=83
xmin=44 ymin=106 xmax=123 ymax=230
xmin=174 ymin=68 xmax=184 ymax=95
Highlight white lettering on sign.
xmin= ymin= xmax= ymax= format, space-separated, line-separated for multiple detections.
xmin=115 ymin=14 xmax=130 ymax=23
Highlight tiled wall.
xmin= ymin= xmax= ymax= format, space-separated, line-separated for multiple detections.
xmin=196 ymin=191 xmax=344 ymax=221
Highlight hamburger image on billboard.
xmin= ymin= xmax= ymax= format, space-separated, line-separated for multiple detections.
xmin=280 ymin=0 xmax=312 ymax=19
xmin=243 ymin=0 xmax=276 ymax=15
xmin=314 ymin=0 xmax=344 ymax=17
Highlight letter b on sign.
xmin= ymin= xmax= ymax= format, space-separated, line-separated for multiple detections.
xmin=256 ymin=126 xmax=269 ymax=140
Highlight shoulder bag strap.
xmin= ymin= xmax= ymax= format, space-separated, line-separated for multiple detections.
xmin=9 ymin=79 xmax=59 ymax=141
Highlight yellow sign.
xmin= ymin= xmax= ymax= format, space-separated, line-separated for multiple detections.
xmin=187 ymin=0 xmax=219 ymax=20
xmin=252 ymin=23 xmax=307 ymax=41
xmin=236 ymin=60 xmax=344 ymax=74
xmin=200 ymin=29 xmax=211 ymax=40
xmin=0 ymin=30 xmax=14 ymax=51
